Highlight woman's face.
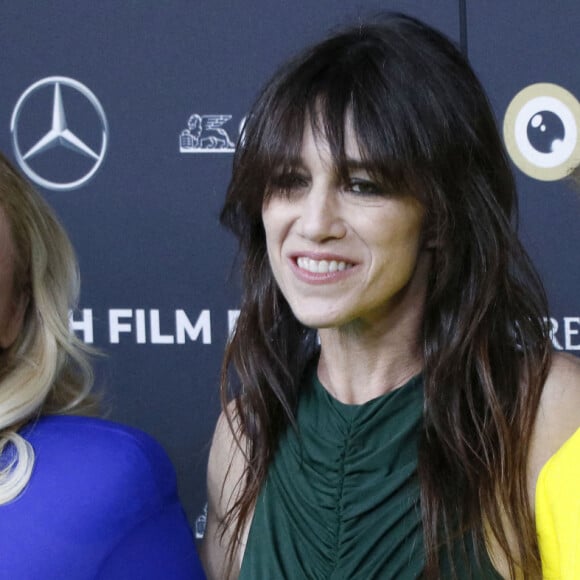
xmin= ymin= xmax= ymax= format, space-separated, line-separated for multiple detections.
xmin=262 ymin=121 xmax=430 ymax=331
xmin=0 ymin=206 xmax=25 ymax=349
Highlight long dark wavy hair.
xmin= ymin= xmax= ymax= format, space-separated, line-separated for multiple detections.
xmin=219 ymin=14 xmax=551 ymax=579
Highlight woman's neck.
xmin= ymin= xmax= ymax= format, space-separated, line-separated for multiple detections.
xmin=317 ymin=315 xmax=423 ymax=405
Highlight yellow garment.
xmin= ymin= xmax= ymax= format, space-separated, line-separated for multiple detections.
xmin=536 ymin=427 xmax=580 ymax=579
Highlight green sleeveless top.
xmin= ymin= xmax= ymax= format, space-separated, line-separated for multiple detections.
xmin=239 ymin=370 xmax=503 ymax=579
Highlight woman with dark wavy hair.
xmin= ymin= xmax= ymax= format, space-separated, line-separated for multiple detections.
xmin=202 ymin=14 xmax=580 ymax=579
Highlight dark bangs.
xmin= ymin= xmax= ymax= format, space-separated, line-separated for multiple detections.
xmin=245 ymin=30 xmax=432 ymax=204
xmin=221 ymin=13 xmax=512 ymax=267
xmin=222 ymin=17 xmax=486 ymax=244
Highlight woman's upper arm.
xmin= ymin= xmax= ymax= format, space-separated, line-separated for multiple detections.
xmin=201 ymin=408 xmax=248 ymax=580
xmin=533 ymin=354 xmax=580 ymax=579
xmin=96 ymin=500 xmax=204 ymax=579
xmin=75 ymin=420 xmax=203 ymax=578
xmin=529 ymin=353 xmax=580 ymax=492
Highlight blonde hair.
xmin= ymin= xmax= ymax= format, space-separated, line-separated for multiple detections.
xmin=0 ymin=152 xmax=97 ymax=504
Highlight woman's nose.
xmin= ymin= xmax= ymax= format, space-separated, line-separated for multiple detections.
xmin=296 ymin=183 xmax=347 ymax=242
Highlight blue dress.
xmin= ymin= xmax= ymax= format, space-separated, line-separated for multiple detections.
xmin=0 ymin=415 xmax=205 ymax=579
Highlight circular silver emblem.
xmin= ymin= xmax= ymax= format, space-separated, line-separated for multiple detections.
xmin=11 ymin=76 xmax=109 ymax=191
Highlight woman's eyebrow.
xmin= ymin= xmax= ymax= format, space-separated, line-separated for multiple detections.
xmin=338 ymin=158 xmax=375 ymax=175
xmin=273 ymin=159 xmax=306 ymax=172
xmin=344 ymin=159 xmax=370 ymax=170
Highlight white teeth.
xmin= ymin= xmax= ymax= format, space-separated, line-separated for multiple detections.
xmin=296 ymin=257 xmax=352 ymax=273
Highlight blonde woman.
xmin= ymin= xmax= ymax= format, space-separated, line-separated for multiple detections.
xmin=0 ymin=152 xmax=204 ymax=579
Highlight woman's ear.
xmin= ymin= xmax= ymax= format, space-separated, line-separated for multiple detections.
xmin=0 ymin=292 xmax=29 ymax=349
xmin=419 ymin=213 xmax=441 ymax=250
xmin=423 ymin=236 xmax=439 ymax=250
xmin=421 ymin=228 xmax=441 ymax=250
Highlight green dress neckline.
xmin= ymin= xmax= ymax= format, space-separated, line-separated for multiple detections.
xmin=240 ymin=367 xmax=502 ymax=579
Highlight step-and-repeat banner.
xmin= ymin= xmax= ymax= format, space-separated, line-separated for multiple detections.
xmin=1 ymin=1 xmax=578 ymax=531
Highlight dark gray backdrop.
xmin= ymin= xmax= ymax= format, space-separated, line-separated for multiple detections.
xmin=1 ymin=1 xmax=578 ymax=530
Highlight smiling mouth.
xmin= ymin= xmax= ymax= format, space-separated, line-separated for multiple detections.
xmin=296 ymin=257 xmax=354 ymax=274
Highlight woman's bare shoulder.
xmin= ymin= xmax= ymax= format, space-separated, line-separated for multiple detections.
xmin=201 ymin=402 xmax=248 ymax=580
xmin=537 ymin=353 xmax=580 ymax=440
xmin=528 ymin=353 xmax=580 ymax=495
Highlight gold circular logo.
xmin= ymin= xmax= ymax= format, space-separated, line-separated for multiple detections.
xmin=503 ymin=83 xmax=580 ymax=181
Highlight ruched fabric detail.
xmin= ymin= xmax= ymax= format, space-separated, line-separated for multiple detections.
xmin=240 ymin=369 xmax=502 ymax=579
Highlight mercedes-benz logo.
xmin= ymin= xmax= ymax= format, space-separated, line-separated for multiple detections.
xmin=10 ymin=76 xmax=109 ymax=191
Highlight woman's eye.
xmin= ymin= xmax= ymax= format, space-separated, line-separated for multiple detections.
xmin=346 ymin=179 xmax=383 ymax=196
xmin=270 ymin=173 xmax=309 ymax=195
